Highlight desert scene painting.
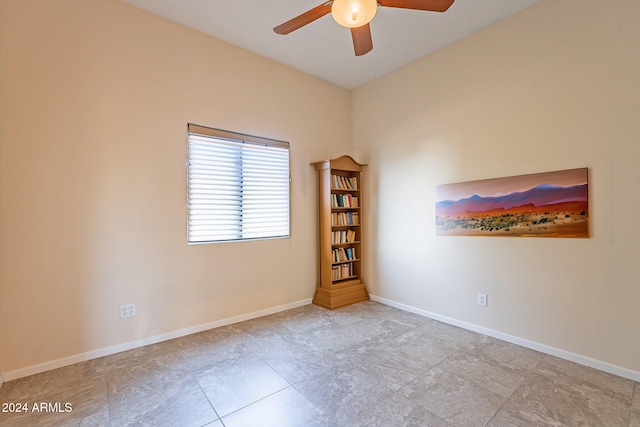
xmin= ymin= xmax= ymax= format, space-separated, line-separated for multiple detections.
xmin=436 ymin=168 xmax=589 ymax=237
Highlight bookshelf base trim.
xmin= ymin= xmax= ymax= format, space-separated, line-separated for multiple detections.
xmin=312 ymin=283 xmax=369 ymax=310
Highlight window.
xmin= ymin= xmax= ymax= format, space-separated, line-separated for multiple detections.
xmin=187 ymin=124 xmax=290 ymax=244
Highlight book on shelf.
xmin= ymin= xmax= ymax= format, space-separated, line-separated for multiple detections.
xmin=332 ymin=247 xmax=357 ymax=262
xmin=331 ymin=194 xmax=359 ymax=208
xmin=331 ymin=229 xmax=358 ymax=244
xmin=332 ymin=262 xmax=354 ymax=280
xmin=331 ymin=174 xmax=358 ymax=191
xmin=331 ymin=212 xmax=359 ymax=226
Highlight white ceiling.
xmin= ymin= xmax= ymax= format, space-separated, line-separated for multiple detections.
xmin=121 ymin=0 xmax=540 ymax=89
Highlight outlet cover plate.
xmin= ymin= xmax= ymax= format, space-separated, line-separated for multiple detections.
xmin=477 ymin=293 xmax=488 ymax=307
xmin=120 ymin=303 xmax=136 ymax=318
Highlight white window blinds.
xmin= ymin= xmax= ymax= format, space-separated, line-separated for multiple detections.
xmin=187 ymin=124 xmax=290 ymax=244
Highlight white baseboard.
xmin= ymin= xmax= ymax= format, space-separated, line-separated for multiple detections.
xmin=7 ymin=295 xmax=637 ymax=384
xmin=3 ymin=298 xmax=312 ymax=382
xmin=370 ymin=294 xmax=640 ymax=382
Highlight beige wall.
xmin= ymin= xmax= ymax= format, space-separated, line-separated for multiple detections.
xmin=352 ymin=0 xmax=640 ymax=376
xmin=0 ymin=0 xmax=350 ymax=375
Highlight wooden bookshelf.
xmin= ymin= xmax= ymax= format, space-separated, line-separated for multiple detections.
xmin=311 ymin=155 xmax=369 ymax=309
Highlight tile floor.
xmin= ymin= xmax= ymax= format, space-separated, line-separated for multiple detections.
xmin=0 ymin=301 xmax=638 ymax=426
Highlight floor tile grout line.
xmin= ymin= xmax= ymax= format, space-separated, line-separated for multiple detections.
xmin=163 ymin=342 xmax=230 ymax=426
xmin=104 ymin=362 xmax=114 ymax=427
xmin=396 ymin=332 xmax=547 ymax=426
xmin=215 ymin=384 xmax=292 ymax=425
xmin=387 ymin=331 xmax=485 ymax=423
xmin=482 ymin=353 xmax=547 ymax=426
xmin=181 ymin=339 xmax=281 ymax=426
xmin=626 ymin=382 xmax=638 ymax=427
xmin=288 ymin=382 xmax=336 ymax=424
xmin=189 ymin=312 xmax=328 ymax=425
xmin=262 ymin=306 xmax=417 ymax=425
xmin=186 ymin=365 xmax=223 ymax=426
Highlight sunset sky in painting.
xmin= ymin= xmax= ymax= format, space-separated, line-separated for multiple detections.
xmin=436 ymin=168 xmax=589 ymax=202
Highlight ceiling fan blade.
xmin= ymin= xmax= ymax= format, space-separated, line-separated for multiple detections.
xmin=377 ymin=0 xmax=454 ymax=12
xmin=351 ymin=24 xmax=373 ymax=56
xmin=273 ymin=2 xmax=333 ymax=35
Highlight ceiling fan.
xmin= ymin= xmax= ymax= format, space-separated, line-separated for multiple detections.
xmin=274 ymin=0 xmax=455 ymax=56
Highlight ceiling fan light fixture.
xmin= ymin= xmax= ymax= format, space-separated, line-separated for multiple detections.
xmin=331 ymin=0 xmax=377 ymax=28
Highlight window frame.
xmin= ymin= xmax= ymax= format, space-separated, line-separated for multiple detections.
xmin=186 ymin=123 xmax=291 ymax=245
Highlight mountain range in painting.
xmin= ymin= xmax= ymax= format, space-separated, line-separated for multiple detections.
xmin=436 ymin=184 xmax=588 ymax=216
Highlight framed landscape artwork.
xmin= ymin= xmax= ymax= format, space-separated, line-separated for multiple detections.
xmin=436 ymin=168 xmax=589 ymax=238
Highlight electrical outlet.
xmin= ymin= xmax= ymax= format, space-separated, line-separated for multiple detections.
xmin=477 ymin=293 xmax=488 ymax=307
xmin=120 ymin=303 xmax=136 ymax=319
